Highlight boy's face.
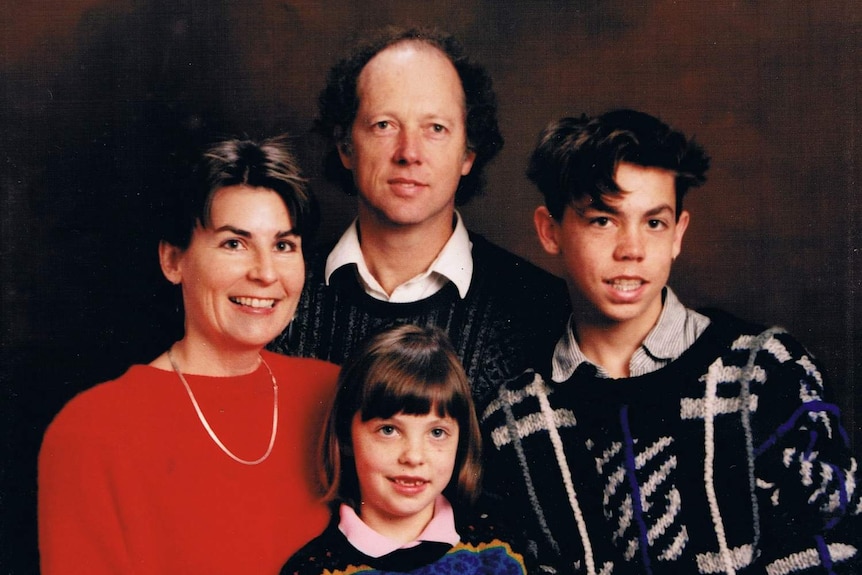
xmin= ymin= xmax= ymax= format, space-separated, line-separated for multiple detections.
xmin=535 ymin=162 xmax=689 ymax=332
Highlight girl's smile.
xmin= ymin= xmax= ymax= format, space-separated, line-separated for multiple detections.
xmin=351 ymin=410 xmax=459 ymax=543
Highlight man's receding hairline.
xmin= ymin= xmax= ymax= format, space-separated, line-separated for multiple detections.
xmin=355 ymin=38 xmax=468 ymax=119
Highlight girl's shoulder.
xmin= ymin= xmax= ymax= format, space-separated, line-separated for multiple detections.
xmin=451 ymin=501 xmax=533 ymax=574
xmin=455 ymin=503 xmax=523 ymax=547
xmin=279 ymin=520 xmax=356 ymax=575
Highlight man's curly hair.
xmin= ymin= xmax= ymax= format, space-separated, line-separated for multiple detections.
xmin=316 ymin=26 xmax=503 ymax=206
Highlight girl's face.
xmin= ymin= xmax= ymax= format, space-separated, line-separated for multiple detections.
xmin=350 ymin=409 xmax=459 ymax=543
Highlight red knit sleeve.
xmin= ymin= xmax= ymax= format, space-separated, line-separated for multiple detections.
xmin=38 ymin=393 xmax=136 ymax=575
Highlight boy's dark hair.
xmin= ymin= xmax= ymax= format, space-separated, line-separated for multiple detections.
xmin=162 ymin=136 xmax=316 ymax=249
xmin=317 ymin=26 xmax=503 ymax=206
xmin=527 ymin=109 xmax=710 ymax=219
xmin=321 ymin=324 xmax=483 ymax=510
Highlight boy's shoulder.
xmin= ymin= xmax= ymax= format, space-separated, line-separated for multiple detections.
xmin=697 ymin=307 xmax=818 ymax=360
xmin=482 ymin=307 xmax=819 ymax=398
xmin=695 ymin=306 xmax=765 ymax=335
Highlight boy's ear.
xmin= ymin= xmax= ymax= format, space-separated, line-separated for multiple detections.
xmin=534 ymin=206 xmax=562 ymax=256
xmin=672 ymin=210 xmax=691 ymax=260
xmin=158 ymin=240 xmax=184 ymax=285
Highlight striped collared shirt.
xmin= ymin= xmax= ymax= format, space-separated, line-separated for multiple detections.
xmin=551 ymin=287 xmax=710 ymax=382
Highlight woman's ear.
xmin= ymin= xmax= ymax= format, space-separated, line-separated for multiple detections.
xmin=158 ymin=240 xmax=184 ymax=285
xmin=534 ymin=206 xmax=562 ymax=256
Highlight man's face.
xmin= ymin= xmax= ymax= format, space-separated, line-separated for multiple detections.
xmin=340 ymin=41 xmax=476 ymax=232
xmin=536 ymin=162 xmax=689 ymax=333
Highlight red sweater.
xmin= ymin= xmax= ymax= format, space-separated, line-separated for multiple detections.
xmin=38 ymin=351 xmax=339 ymax=575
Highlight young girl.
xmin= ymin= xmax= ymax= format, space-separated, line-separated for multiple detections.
xmin=280 ymin=324 xmax=529 ymax=575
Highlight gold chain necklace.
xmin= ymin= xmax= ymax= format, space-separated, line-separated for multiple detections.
xmin=168 ymin=348 xmax=278 ymax=465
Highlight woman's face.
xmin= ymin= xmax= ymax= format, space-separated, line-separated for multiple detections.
xmin=160 ymin=184 xmax=304 ymax=354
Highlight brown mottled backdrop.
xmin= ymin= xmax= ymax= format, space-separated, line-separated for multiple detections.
xmin=1 ymin=2 xmax=859 ymax=572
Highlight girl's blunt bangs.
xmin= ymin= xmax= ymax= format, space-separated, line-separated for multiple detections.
xmin=328 ymin=324 xmax=482 ymax=507
xmin=357 ymin=357 xmax=470 ymax=423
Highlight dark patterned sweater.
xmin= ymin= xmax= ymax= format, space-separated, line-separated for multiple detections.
xmin=481 ymin=310 xmax=861 ymax=574
xmin=269 ymin=232 xmax=570 ymax=410
xmin=279 ymin=509 xmax=529 ymax=575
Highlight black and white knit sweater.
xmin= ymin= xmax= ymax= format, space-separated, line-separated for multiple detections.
xmin=269 ymin=232 xmax=570 ymax=410
xmin=279 ymin=508 xmax=530 ymax=575
xmin=481 ymin=310 xmax=861 ymax=574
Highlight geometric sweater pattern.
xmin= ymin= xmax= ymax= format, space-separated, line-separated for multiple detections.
xmin=480 ymin=310 xmax=861 ymax=575
xmin=269 ymin=231 xmax=570 ymax=411
xmin=279 ymin=509 xmax=529 ymax=575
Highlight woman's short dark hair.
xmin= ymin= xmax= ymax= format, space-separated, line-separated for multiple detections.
xmin=162 ymin=136 xmax=316 ymax=249
xmin=317 ymin=26 xmax=503 ymax=206
xmin=527 ymin=109 xmax=710 ymax=220
xmin=321 ymin=324 xmax=483 ymax=510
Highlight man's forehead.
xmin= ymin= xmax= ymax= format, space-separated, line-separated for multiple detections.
xmin=359 ymin=40 xmax=460 ymax=86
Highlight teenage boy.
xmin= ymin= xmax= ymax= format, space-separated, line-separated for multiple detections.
xmin=481 ymin=110 xmax=860 ymax=574
xmin=269 ymin=28 xmax=568 ymax=409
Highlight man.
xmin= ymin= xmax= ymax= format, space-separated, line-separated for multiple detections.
xmin=481 ymin=110 xmax=861 ymax=574
xmin=270 ymin=28 xmax=569 ymax=409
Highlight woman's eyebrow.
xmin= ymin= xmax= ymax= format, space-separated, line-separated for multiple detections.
xmin=213 ymin=225 xmax=299 ymax=238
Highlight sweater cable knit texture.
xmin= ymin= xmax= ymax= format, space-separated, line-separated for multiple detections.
xmin=270 ymin=232 xmax=569 ymax=410
xmin=481 ymin=310 xmax=861 ymax=575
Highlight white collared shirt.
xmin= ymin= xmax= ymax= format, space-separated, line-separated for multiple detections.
xmin=551 ymin=287 xmax=711 ymax=382
xmin=324 ymin=212 xmax=474 ymax=303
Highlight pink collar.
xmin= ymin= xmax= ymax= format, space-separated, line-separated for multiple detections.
xmin=338 ymin=495 xmax=460 ymax=558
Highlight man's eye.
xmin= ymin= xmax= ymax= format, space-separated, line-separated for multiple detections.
xmin=431 ymin=124 xmax=445 ymax=133
xmin=647 ymin=219 xmax=666 ymax=229
xmin=591 ymin=217 xmax=610 ymax=227
xmin=222 ymin=239 xmax=242 ymax=249
xmin=375 ymin=121 xmax=389 ymax=129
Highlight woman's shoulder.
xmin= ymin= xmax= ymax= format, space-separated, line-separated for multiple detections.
xmin=57 ymin=364 xmax=169 ymax=412
xmin=42 ymin=364 xmax=172 ymax=446
xmin=261 ymin=351 xmax=340 ymax=408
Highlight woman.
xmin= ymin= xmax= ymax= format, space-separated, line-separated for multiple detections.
xmin=38 ymin=137 xmax=340 ymax=575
